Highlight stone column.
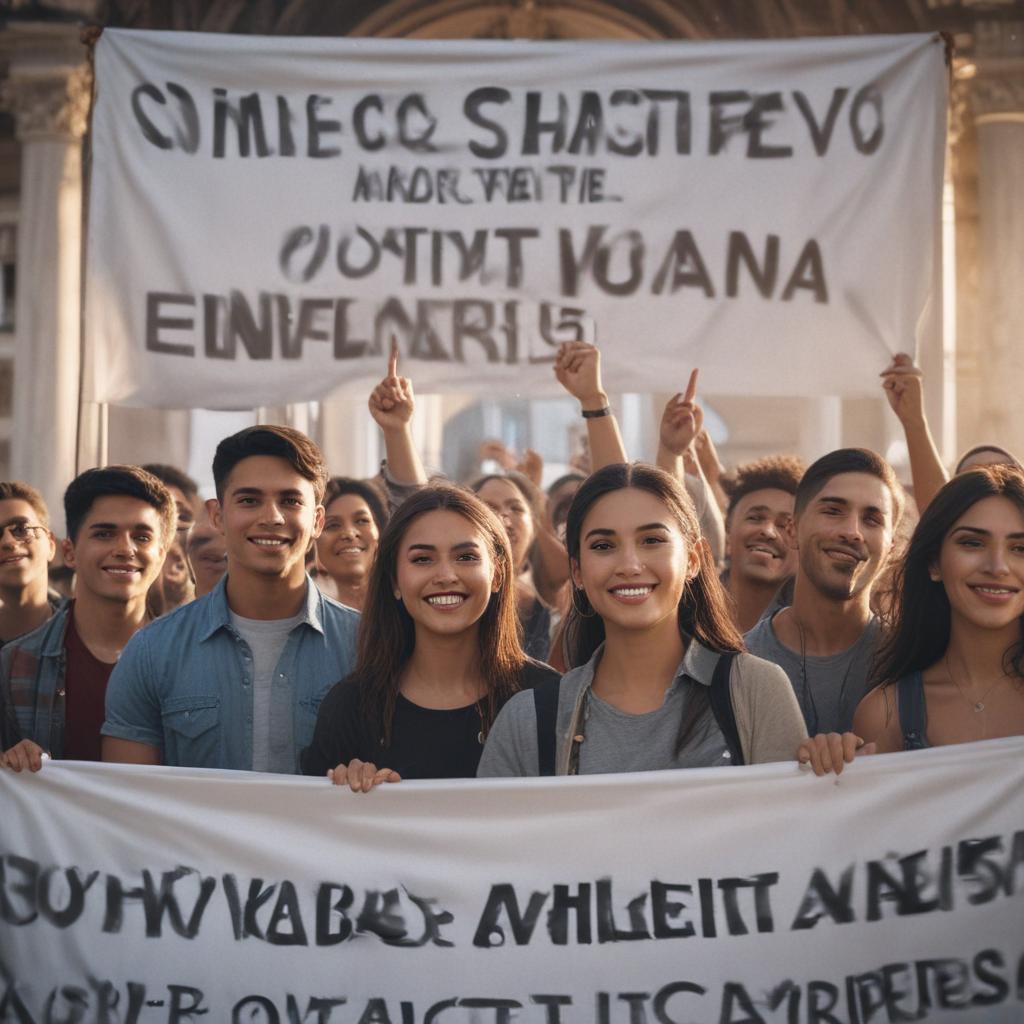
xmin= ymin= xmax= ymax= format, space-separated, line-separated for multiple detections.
xmin=0 ymin=24 xmax=91 ymax=533
xmin=968 ymin=24 xmax=1024 ymax=460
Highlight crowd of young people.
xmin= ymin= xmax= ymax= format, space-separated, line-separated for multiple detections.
xmin=1 ymin=343 xmax=1022 ymax=787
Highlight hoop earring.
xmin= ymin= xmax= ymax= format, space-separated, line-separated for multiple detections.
xmin=571 ymin=586 xmax=596 ymax=618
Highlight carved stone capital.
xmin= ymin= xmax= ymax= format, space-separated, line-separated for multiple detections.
xmin=1 ymin=63 xmax=92 ymax=141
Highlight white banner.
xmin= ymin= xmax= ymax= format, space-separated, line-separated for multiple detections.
xmin=84 ymin=31 xmax=947 ymax=409
xmin=2 ymin=740 xmax=1023 ymax=1023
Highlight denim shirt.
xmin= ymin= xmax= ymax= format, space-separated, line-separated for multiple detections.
xmin=102 ymin=575 xmax=359 ymax=771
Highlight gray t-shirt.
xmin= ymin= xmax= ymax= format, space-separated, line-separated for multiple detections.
xmin=229 ymin=608 xmax=305 ymax=773
xmin=744 ymin=613 xmax=881 ymax=735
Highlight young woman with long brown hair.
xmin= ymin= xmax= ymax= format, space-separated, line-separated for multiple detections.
xmin=302 ymin=485 xmax=558 ymax=789
xmin=478 ymin=463 xmax=807 ymax=777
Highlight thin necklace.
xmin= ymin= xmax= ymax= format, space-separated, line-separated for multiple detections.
xmin=793 ymin=611 xmax=857 ymax=735
xmin=943 ymin=654 xmax=1007 ymax=713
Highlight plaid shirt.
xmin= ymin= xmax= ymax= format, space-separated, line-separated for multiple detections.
xmin=0 ymin=602 xmax=71 ymax=755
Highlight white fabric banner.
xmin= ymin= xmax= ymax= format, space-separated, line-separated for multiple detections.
xmin=84 ymin=30 xmax=947 ymax=409
xmin=2 ymin=739 xmax=1023 ymax=1022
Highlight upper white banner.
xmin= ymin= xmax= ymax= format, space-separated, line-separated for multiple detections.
xmin=2 ymin=739 xmax=1023 ymax=1022
xmin=84 ymin=30 xmax=948 ymax=409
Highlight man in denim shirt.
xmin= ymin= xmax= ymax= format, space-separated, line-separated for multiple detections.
xmin=103 ymin=426 xmax=359 ymax=772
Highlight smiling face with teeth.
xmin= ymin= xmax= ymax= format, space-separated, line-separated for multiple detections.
xmin=0 ymin=498 xmax=55 ymax=594
xmin=210 ymin=455 xmax=325 ymax=586
xmin=572 ymin=487 xmax=699 ymax=638
xmin=934 ymin=496 xmax=1024 ymax=634
xmin=727 ymin=488 xmax=797 ymax=586
xmin=395 ymin=509 xmax=499 ymax=639
xmin=62 ymin=495 xmax=167 ymax=604
xmin=793 ymin=472 xmax=894 ymax=603
xmin=317 ymin=493 xmax=381 ymax=586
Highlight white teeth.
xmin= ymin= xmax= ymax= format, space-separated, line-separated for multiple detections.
xmin=252 ymin=538 xmax=286 ymax=546
xmin=974 ymin=586 xmax=1014 ymax=595
xmin=104 ymin=567 xmax=137 ymax=575
xmin=613 ymin=586 xmax=652 ymax=597
xmin=427 ymin=594 xmax=465 ymax=606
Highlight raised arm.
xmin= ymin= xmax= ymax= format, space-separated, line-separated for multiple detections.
xmin=554 ymin=341 xmax=628 ymax=469
xmin=369 ymin=337 xmax=428 ymax=486
xmin=881 ymin=354 xmax=948 ymax=513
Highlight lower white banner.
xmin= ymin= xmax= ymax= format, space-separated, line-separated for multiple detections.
xmin=2 ymin=739 xmax=1023 ymax=1024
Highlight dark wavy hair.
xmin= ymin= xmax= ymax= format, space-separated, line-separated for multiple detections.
xmin=353 ymin=484 xmax=526 ymax=746
xmin=873 ymin=465 xmax=1024 ymax=687
xmin=323 ymin=476 xmax=388 ymax=533
xmin=563 ymin=464 xmax=744 ymax=754
xmin=954 ymin=445 xmax=1023 ymax=475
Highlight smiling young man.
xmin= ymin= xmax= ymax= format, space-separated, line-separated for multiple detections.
xmin=721 ymin=456 xmax=805 ymax=632
xmin=744 ymin=448 xmax=903 ymax=735
xmin=102 ymin=426 xmax=359 ymax=773
xmin=0 ymin=482 xmax=60 ymax=647
xmin=1 ymin=467 xmax=175 ymax=768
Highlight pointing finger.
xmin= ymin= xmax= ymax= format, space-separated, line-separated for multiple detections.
xmin=683 ymin=368 xmax=699 ymax=404
xmin=388 ymin=335 xmax=399 ymax=379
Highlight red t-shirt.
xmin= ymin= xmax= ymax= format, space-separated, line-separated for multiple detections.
xmin=62 ymin=605 xmax=116 ymax=761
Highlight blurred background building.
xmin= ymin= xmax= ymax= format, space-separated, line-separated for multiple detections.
xmin=1 ymin=0 xmax=1022 ymax=516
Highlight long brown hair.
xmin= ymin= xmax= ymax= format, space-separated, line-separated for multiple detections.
xmin=873 ymin=465 xmax=1024 ymax=687
xmin=563 ymin=463 xmax=743 ymax=756
xmin=354 ymin=484 xmax=526 ymax=745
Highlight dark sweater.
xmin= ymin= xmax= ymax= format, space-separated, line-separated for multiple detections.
xmin=301 ymin=658 xmax=559 ymax=779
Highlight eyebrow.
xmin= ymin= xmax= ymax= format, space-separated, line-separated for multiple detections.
xmin=232 ymin=486 xmax=305 ymax=497
xmin=88 ymin=522 xmax=155 ymax=532
xmin=952 ymin=526 xmax=1024 ymax=540
xmin=0 ymin=516 xmax=35 ymax=528
xmin=407 ymin=541 xmax=482 ymax=553
xmin=817 ymin=496 xmax=886 ymax=517
xmin=584 ymin=522 xmax=671 ymax=541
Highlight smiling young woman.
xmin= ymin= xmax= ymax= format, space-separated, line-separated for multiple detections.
xmin=302 ymin=485 xmax=559 ymax=788
xmin=853 ymin=465 xmax=1024 ymax=751
xmin=478 ymin=463 xmax=807 ymax=777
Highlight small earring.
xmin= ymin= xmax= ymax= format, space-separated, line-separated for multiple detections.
xmin=394 ymin=590 xmax=402 ymax=600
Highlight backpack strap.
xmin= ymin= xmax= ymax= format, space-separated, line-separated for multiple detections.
xmin=708 ymin=652 xmax=744 ymax=766
xmin=533 ymin=677 xmax=561 ymax=776
xmin=897 ymin=672 xmax=929 ymax=751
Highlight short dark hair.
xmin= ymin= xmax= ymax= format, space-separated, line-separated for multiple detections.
xmin=64 ymin=466 xmax=177 ymax=544
xmin=212 ymin=425 xmax=328 ymax=503
xmin=0 ymin=481 xmax=50 ymax=528
xmin=723 ymin=455 xmax=806 ymax=524
xmin=323 ymin=477 xmax=388 ymax=532
xmin=141 ymin=463 xmax=198 ymax=499
xmin=794 ymin=448 xmax=904 ymax=527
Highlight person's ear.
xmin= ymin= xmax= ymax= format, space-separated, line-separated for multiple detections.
xmin=45 ymin=531 xmax=57 ymax=563
xmin=61 ymin=537 xmax=76 ymax=570
xmin=928 ymin=558 xmax=941 ymax=583
xmin=785 ymin=514 xmax=798 ymax=551
xmin=206 ymin=498 xmax=224 ymax=534
xmin=311 ymin=503 xmax=325 ymax=540
xmin=686 ymin=540 xmax=704 ymax=582
xmin=570 ymin=558 xmax=583 ymax=591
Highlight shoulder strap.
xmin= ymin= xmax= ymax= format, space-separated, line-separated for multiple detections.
xmin=533 ymin=677 xmax=561 ymax=776
xmin=708 ymin=652 xmax=744 ymax=766
xmin=897 ymin=672 xmax=928 ymax=751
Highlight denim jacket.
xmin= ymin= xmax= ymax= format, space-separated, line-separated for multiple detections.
xmin=0 ymin=603 xmax=72 ymax=755
xmin=102 ymin=575 xmax=359 ymax=771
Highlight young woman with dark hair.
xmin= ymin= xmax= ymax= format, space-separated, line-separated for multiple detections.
xmin=302 ymin=485 xmax=558 ymax=789
xmin=852 ymin=465 xmax=1024 ymax=752
xmin=315 ymin=477 xmax=388 ymax=612
xmin=478 ymin=463 xmax=807 ymax=777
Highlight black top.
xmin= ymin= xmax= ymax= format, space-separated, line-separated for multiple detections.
xmin=301 ymin=658 xmax=560 ymax=779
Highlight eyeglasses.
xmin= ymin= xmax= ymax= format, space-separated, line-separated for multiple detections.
xmin=0 ymin=523 xmax=49 ymax=543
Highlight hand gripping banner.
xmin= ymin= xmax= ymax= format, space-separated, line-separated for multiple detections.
xmin=83 ymin=31 xmax=947 ymax=408
xmin=2 ymin=739 xmax=1023 ymax=1023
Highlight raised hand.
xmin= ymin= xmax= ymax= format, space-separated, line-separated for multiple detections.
xmin=880 ymin=353 xmax=924 ymax=426
xmin=554 ymin=341 xmax=607 ymax=409
xmin=369 ymin=337 xmax=416 ymax=432
xmin=659 ymin=369 xmax=703 ymax=456
xmin=517 ymin=448 xmax=543 ymax=487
